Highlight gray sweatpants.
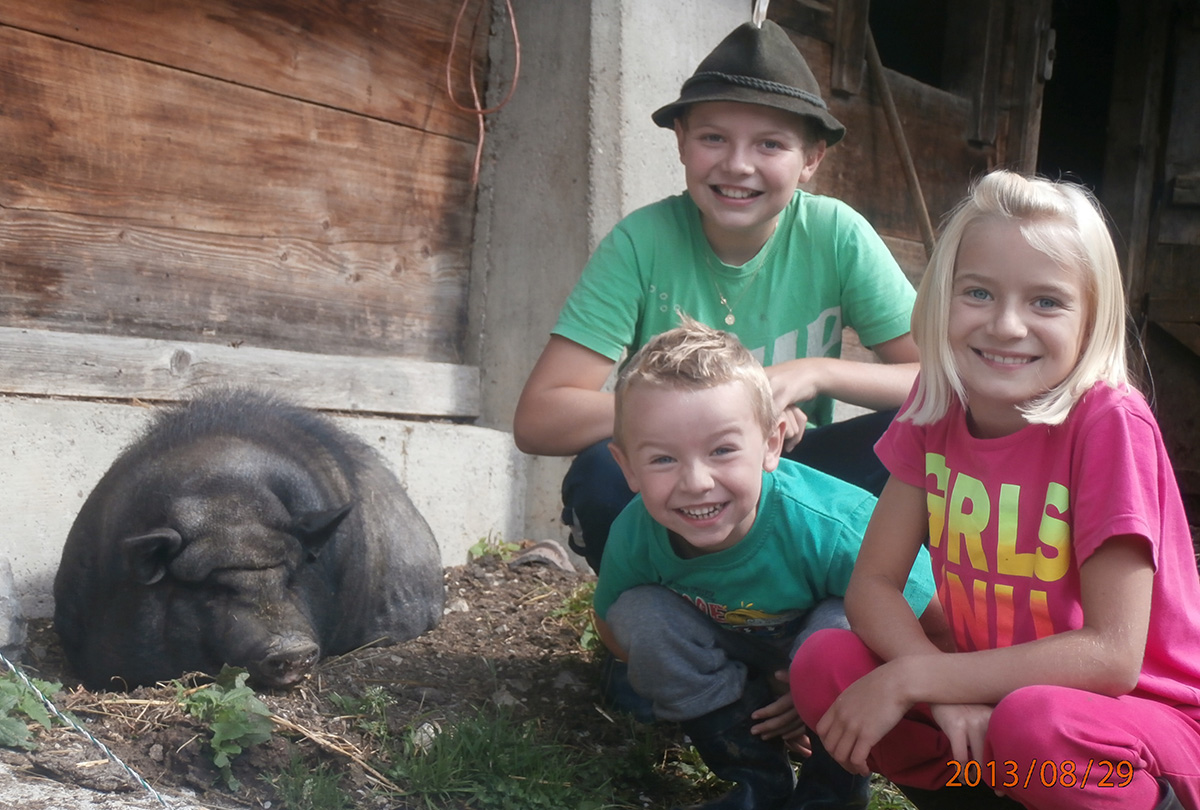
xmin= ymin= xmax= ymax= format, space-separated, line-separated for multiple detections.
xmin=606 ymin=584 xmax=849 ymax=722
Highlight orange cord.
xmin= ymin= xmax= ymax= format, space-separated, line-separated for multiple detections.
xmin=445 ymin=0 xmax=521 ymax=185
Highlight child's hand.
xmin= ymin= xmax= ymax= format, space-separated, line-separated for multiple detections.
xmin=750 ymin=670 xmax=811 ymax=755
xmin=930 ymin=703 xmax=993 ymax=767
xmin=815 ymin=661 xmax=911 ymax=776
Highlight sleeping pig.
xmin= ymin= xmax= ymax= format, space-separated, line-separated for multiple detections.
xmin=53 ymin=388 xmax=444 ymax=690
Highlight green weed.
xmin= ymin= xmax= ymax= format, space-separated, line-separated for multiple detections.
xmin=262 ymin=752 xmax=353 ymax=810
xmin=550 ymin=580 xmax=601 ymax=651
xmin=467 ymin=532 xmax=523 ymax=562
xmin=175 ymin=666 xmax=275 ymax=790
xmin=328 ymin=685 xmax=395 ymax=745
xmin=868 ymin=775 xmax=918 ymax=809
xmin=0 ymin=670 xmax=61 ymax=750
xmin=385 ymin=704 xmax=624 ymax=810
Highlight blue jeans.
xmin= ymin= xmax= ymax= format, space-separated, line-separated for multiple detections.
xmin=562 ymin=409 xmax=897 ymax=573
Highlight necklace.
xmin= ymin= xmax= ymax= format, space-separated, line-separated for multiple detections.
xmin=705 ymin=229 xmax=779 ymax=326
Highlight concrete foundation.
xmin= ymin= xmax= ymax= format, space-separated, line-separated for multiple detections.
xmin=0 ymin=396 xmax=525 ymax=618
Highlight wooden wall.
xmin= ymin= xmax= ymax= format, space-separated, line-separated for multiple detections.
xmin=0 ymin=1 xmax=484 ymax=369
xmin=771 ymin=0 xmax=1050 ymax=282
xmin=1104 ymin=0 xmax=1200 ymax=510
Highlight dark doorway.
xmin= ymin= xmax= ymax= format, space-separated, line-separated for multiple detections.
xmin=1036 ymin=0 xmax=1121 ymax=194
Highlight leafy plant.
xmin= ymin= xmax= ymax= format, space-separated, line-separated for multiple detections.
xmin=176 ymin=666 xmax=275 ymax=789
xmin=0 ymin=671 xmax=60 ymax=751
xmin=868 ymin=775 xmax=918 ymax=810
xmin=467 ymin=532 xmax=522 ymax=562
xmin=328 ymin=685 xmax=395 ymax=744
xmin=551 ymin=580 xmax=602 ymax=651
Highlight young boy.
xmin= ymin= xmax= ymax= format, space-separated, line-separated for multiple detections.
xmin=513 ymin=20 xmax=919 ymax=576
xmin=594 ymin=318 xmax=941 ymax=810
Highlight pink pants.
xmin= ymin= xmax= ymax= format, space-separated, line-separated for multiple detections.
xmin=791 ymin=629 xmax=1200 ymax=810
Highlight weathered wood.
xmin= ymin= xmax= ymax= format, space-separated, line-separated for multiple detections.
xmin=0 ymin=0 xmax=490 ymax=143
xmin=832 ymin=0 xmax=867 ymax=95
xmin=998 ymin=0 xmax=1053 ymax=172
xmin=0 ymin=25 xmax=474 ymax=360
xmin=0 ymin=327 xmax=480 ymax=418
xmin=810 ymin=38 xmax=989 ymax=240
xmin=0 ymin=26 xmax=474 ymax=241
xmin=1158 ymin=322 xmax=1200 ymax=360
xmin=0 ymin=207 xmax=468 ymax=361
xmin=943 ymin=2 xmax=1004 ymax=145
xmin=1101 ymin=0 xmax=1172 ymax=302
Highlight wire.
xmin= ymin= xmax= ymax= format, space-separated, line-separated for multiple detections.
xmin=0 ymin=650 xmax=169 ymax=807
xmin=445 ymin=0 xmax=521 ymax=186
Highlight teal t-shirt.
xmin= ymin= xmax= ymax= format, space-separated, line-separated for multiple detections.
xmin=553 ymin=190 xmax=916 ymax=426
xmin=593 ymin=459 xmax=936 ymax=639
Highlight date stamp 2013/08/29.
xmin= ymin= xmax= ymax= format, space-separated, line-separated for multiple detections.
xmin=946 ymin=759 xmax=1134 ymax=790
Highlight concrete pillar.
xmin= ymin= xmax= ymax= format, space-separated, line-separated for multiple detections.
xmin=469 ymin=0 xmax=749 ymax=541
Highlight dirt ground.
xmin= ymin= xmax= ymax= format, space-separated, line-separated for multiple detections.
xmin=0 ymin=551 xmax=666 ymax=810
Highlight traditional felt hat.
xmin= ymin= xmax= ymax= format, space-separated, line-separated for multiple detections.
xmin=651 ymin=20 xmax=845 ymax=146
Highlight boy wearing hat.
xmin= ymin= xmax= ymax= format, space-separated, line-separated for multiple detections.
xmin=514 ymin=20 xmax=920 ymax=578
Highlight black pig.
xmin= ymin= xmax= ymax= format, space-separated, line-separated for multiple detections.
xmin=53 ymin=388 xmax=444 ymax=690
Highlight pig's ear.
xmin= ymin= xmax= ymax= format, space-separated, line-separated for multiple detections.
xmin=293 ymin=503 xmax=353 ymax=560
xmin=122 ymin=529 xmax=185 ymax=585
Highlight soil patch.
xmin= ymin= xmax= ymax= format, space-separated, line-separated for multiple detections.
xmin=2 ymin=553 xmax=681 ymax=809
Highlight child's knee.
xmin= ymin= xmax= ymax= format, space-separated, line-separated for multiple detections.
xmin=987 ymin=685 xmax=1084 ymax=759
xmin=607 ymin=585 xmax=715 ymax=659
xmin=789 ymin=628 xmax=871 ymax=726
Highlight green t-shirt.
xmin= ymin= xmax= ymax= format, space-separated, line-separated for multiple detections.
xmin=553 ymin=190 xmax=916 ymax=426
xmin=592 ymin=459 xmax=936 ymax=639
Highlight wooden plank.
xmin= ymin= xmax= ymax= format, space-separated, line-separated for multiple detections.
xmin=881 ymin=235 xmax=931 ymax=285
xmin=0 ymin=209 xmax=466 ymax=360
xmin=832 ymin=0 xmax=867 ymax=95
xmin=999 ymin=0 xmax=1052 ymax=172
xmin=769 ymin=2 xmax=835 ymax=44
xmin=0 ymin=327 xmax=480 ymax=418
xmin=0 ymin=26 xmax=474 ymax=241
xmin=942 ymin=1 xmax=1003 ymax=145
xmin=1101 ymin=0 xmax=1172 ymax=301
xmin=0 ymin=27 xmax=474 ymax=360
xmin=1149 ymin=290 xmax=1200 ymax=324
xmin=812 ymin=49 xmax=990 ymax=240
xmin=0 ymin=0 xmax=491 ymax=143
xmin=1158 ymin=322 xmax=1200 ymax=358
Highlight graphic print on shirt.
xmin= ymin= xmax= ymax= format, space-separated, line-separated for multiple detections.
xmin=925 ymin=452 xmax=1073 ymax=651
xmin=682 ymin=592 xmax=805 ymax=640
xmin=742 ymin=306 xmax=843 ymax=367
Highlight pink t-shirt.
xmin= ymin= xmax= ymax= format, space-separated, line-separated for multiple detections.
xmin=878 ymin=380 xmax=1200 ymax=715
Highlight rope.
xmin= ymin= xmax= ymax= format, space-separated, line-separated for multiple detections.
xmin=0 ymin=650 xmax=170 ymax=807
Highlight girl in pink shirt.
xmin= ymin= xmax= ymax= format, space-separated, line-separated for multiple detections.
xmin=790 ymin=171 xmax=1200 ymax=810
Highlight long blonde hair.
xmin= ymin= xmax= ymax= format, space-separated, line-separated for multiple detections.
xmin=902 ymin=170 xmax=1128 ymax=426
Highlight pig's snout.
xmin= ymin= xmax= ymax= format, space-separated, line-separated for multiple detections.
xmin=254 ymin=635 xmax=320 ymax=688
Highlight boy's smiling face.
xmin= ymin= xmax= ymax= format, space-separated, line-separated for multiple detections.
xmin=610 ymin=380 xmax=785 ymax=558
xmin=675 ymin=101 xmax=825 ymax=263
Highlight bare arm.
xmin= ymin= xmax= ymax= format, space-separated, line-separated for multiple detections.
xmin=764 ymin=332 xmax=920 ymax=417
xmin=513 ymin=336 xmax=618 ymax=456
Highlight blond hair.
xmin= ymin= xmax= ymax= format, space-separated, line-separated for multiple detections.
xmin=613 ymin=315 xmax=776 ymax=447
xmin=902 ymin=170 xmax=1128 ymax=426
